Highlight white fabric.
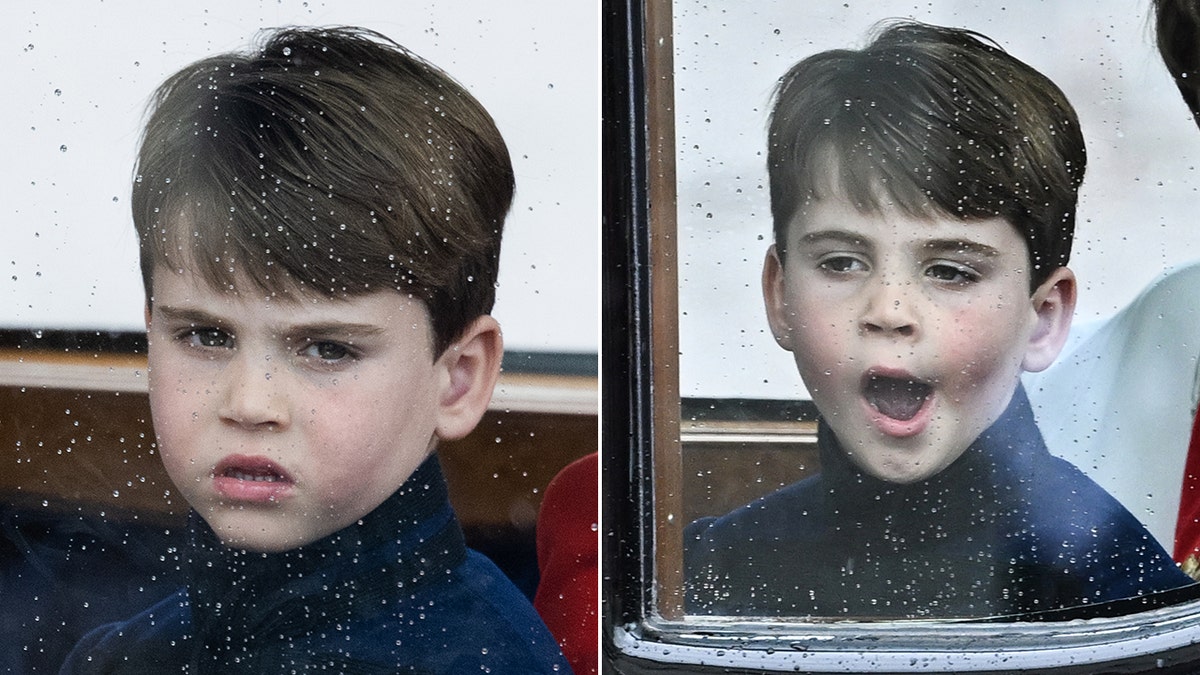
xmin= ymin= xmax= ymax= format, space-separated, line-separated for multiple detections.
xmin=1024 ymin=261 xmax=1200 ymax=550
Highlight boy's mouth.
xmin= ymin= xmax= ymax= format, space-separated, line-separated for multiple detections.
xmin=223 ymin=467 xmax=287 ymax=482
xmin=863 ymin=372 xmax=932 ymax=422
xmin=212 ymin=455 xmax=294 ymax=503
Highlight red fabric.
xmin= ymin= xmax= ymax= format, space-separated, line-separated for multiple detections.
xmin=533 ymin=453 xmax=598 ymax=675
xmin=1173 ymin=409 xmax=1200 ymax=568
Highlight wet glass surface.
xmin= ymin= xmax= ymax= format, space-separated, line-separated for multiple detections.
xmin=667 ymin=0 xmax=1200 ymax=621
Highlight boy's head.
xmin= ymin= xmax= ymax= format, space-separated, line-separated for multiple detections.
xmin=134 ymin=26 xmax=513 ymax=356
xmin=765 ymin=21 xmax=1084 ymax=289
xmin=136 ymin=27 xmax=510 ymax=552
xmin=761 ymin=21 xmax=1081 ymax=484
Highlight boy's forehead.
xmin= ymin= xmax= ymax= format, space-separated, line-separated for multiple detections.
xmin=149 ymin=208 xmax=409 ymax=296
xmin=150 ymin=263 xmax=409 ymax=309
xmin=788 ymin=186 xmax=933 ymax=233
xmin=785 ymin=155 xmax=1007 ymax=242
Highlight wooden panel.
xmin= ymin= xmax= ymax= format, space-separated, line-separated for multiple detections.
xmin=681 ymin=436 xmax=820 ymax=525
xmin=0 ymin=386 xmax=182 ymax=523
xmin=442 ymin=411 xmax=597 ymax=531
xmin=645 ymin=0 xmax=685 ymax=619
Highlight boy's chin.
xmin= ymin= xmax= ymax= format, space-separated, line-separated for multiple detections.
xmin=847 ymin=443 xmax=966 ymax=485
xmin=212 ymin=527 xmax=311 ymax=554
xmin=858 ymin=460 xmax=943 ymax=485
xmin=200 ymin=511 xmax=331 ymax=554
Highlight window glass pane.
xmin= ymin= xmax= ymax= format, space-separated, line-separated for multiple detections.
xmin=667 ymin=0 xmax=1200 ymax=622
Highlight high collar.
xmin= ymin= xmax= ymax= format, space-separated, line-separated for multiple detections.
xmin=185 ymin=454 xmax=465 ymax=652
xmin=816 ymin=385 xmax=1046 ymax=524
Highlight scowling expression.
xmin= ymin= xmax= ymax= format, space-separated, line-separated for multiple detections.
xmin=146 ymin=265 xmax=497 ymax=552
xmin=763 ymin=196 xmax=1074 ymax=484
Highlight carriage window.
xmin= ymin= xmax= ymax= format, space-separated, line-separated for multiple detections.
xmin=606 ymin=0 xmax=1200 ymax=670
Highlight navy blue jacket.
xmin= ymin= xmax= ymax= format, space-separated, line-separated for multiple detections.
xmin=685 ymin=387 xmax=1193 ymax=618
xmin=60 ymin=456 xmax=571 ymax=674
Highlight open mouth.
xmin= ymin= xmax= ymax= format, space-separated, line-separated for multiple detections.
xmin=863 ymin=373 xmax=932 ymax=422
xmin=222 ymin=467 xmax=287 ymax=483
xmin=212 ymin=455 xmax=294 ymax=503
xmin=213 ymin=455 xmax=293 ymax=486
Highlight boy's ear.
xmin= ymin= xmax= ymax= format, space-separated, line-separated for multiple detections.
xmin=1022 ymin=267 xmax=1076 ymax=373
xmin=434 ymin=315 xmax=504 ymax=442
xmin=762 ymin=245 xmax=796 ymax=352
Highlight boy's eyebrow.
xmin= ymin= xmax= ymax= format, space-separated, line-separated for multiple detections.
xmin=796 ymin=231 xmax=1003 ymax=259
xmin=281 ymin=321 xmax=387 ymax=341
xmin=796 ymin=229 xmax=869 ymax=249
xmin=920 ymin=238 xmax=1003 ymax=258
xmin=154 ymin=305 xmax=386 ymax=339
xmin=153 ymin=305 xmax=227 ymax=326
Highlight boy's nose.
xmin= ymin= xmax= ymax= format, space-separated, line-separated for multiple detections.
xmin=860 ymin=279 xmax=919 ymax=338
xmin=218 ymin=354 xmax=290 ymax=430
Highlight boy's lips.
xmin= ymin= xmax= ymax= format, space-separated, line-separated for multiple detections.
xmin=861 ymin=369 xmax=934 ymax=437
xmin=212 ymin=454 xmax=294 ymax=503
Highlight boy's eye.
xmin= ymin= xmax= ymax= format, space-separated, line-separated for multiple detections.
xmin=300 ymin=340 xmax=354 ymax=362
xmin=181 ymin=327 xmax=233 ymax=349
xmin=925 ymin=262 xmax=979 ymax=285
xmin=818 ymin=255 xmax=867 ymax=274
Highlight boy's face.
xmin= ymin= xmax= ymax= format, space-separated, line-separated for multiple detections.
xmin=763 ymin=195 xmax=1073 ymax=484
xmin=146 ymin=265 xmax=445 ymax=552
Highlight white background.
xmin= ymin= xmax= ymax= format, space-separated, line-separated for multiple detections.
xmin=0 ymin=1 xmax=598 ymax=355
xmin=675 ymin=0 xmax=1200 ymax=398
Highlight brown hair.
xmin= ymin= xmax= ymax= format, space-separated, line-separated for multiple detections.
xmin=767 ymin=21 xmax=1086 ymax=288
xmin=1156 ymin=0 xmax=1200 ymax=124
xmin=133 ymin=26 xmax=514 ymax=355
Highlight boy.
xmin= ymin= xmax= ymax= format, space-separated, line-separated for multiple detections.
xmin=684 ymin=21 xmax=1192 ymax=618
xmin=61 ymin=27 xmax=571 ymax=672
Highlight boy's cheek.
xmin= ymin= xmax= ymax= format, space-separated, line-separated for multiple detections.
xmin=792 ymin=352 xmax=843 ymax=399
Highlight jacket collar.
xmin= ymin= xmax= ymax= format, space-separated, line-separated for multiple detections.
xmin=816 ymin=384 xmax=1046 ymax=523
xmin=185 ymin=454 xmax=466 ymax=652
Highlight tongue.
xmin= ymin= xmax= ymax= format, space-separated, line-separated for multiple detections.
xmin=865 ymin=376 xmax=930 ymax=421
